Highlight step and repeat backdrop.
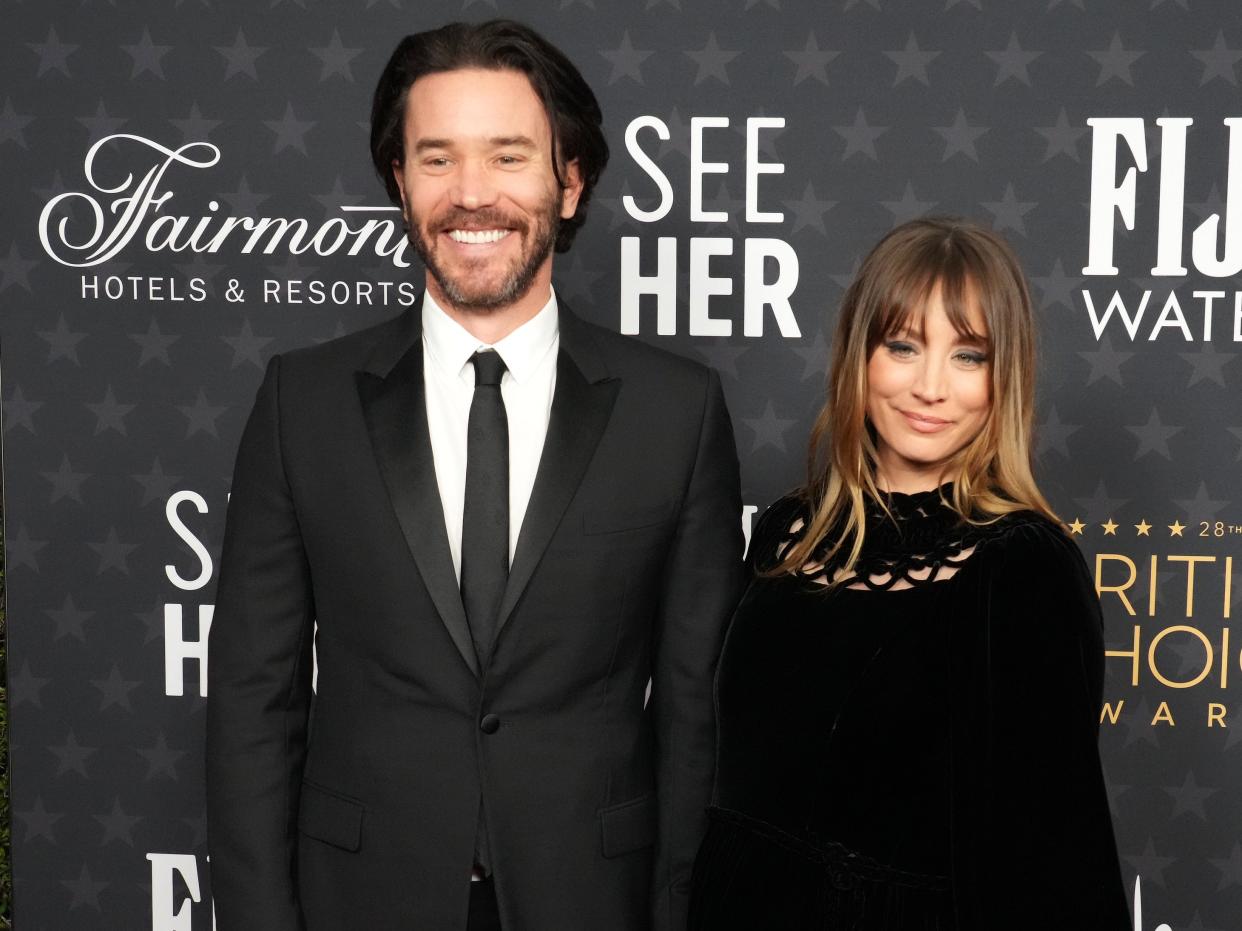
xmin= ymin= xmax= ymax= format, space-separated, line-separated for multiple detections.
xmin=3 ymin=0 xmax=1240 ymax=927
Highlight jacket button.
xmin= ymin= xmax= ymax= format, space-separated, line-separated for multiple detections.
xmin=479 ymin=714 xmax=500 ymax=734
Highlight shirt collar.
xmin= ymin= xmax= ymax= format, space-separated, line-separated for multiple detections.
xmin=421 ymin=287 xmax=559 ymax=385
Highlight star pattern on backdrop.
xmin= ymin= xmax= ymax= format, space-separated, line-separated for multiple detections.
xmin=685 ymin=33 xmax=740 ymax=86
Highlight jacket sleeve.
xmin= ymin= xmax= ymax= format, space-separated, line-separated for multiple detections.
xmin=206 ymin=355 xmax=315 ymax=931
xmin=649 ymin=367 xmax=745 ymax=931
xmin=952 ymin=520 xmax=1131 ymax=930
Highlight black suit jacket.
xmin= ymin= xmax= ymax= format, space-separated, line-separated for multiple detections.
xmin=206 ymin=302 xmax=744 ymax=931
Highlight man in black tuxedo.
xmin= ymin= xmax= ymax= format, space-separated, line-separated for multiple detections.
xmin=206 ymin=20 xmax=743 ymax=931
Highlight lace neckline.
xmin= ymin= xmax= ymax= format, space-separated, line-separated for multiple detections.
xmin=774 ymin=484 xmax=1000 ymax=592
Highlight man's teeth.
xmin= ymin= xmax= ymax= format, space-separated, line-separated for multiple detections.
xmin=448 ymin=229 xmax=510 ymax=244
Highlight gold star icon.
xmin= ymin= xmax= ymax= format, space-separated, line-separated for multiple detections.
xmin=1169 ymin=520 xmax=1186 ymax=537
xmin=1068 ymin=518 xmax=1085 ymax=535
xmin=1102 ymin=519 xmax=1118 ymax=535
xmin=1135 ymin=520 xmax=1152 ymax=536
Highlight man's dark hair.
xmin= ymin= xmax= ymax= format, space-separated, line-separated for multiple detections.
xmin=370 ymin=19 xmax=609 ymax=253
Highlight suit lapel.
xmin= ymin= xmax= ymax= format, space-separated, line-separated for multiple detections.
xmin=356 ymin=308 xmax=480 ymax=677
xmin=495 ymin=307 xmax=618 ymax=638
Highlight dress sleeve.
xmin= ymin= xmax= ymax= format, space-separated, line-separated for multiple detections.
xmin=949 ymin=519 xmax=1132 ymax=929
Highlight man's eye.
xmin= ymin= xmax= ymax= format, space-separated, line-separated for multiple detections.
xmin=496 ymin=155 xmax=523 ymax=166
xmin=425 ymin=157 xmax=450 ymax=168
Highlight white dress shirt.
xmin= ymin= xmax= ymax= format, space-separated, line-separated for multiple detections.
xmin=422 ymin=289 xmax=559 ymax=582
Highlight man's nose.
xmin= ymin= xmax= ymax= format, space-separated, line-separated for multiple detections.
xmin=450 ymin=161 xmax=499 ymax=210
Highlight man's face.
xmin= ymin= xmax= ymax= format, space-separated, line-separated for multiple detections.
xmin=392 ymin=68 xmax=583 ymax=313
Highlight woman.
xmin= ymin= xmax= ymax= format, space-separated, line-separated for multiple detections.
xmin=689 ymin=218 xmax=1130 ymax=929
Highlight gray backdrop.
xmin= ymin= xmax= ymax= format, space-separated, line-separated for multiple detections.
xmin=3 ymin=0 xmax=1240 ymax=927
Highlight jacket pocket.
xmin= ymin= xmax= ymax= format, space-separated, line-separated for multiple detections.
xmin=583 ymin=501 xmax=673 ymax=535
xmin=598 ymin=792 xmax=656 ymax=858
xmin=298 ymin=781 xmax=364 ymax=852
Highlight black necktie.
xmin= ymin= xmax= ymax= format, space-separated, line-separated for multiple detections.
xmin=461 ymin=349 xmax=509 ymax=666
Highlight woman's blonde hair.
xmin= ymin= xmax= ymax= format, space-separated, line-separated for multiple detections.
xmin=776 ymin=217 xmax=1058 ymax=579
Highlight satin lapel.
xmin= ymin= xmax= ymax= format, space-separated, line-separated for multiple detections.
xmin=356 ymin=340 xmax=480 ymax=678
xmin=495 ymin=349 xmax=619 ymax=637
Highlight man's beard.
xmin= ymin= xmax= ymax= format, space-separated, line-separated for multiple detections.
xmin=407 ymin=193 xmax=562 ymax=312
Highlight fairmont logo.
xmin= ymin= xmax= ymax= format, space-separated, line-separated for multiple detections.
xmin=37 ymin=134 xmax=410 ymax=269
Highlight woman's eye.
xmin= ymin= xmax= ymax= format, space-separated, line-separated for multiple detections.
xmin=885 ymin=340 xmax=916 ymax=357
xmin=954 ymin=351 xmax=988 ymax=366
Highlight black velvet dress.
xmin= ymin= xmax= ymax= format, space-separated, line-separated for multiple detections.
xmin=689 ymin=488 xmax=1131 ymax=930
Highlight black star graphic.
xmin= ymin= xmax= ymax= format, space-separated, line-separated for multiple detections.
xmin=179 ymin=389 xmax=227 ymax=438
xmin=555 ymin=254 xmax=605 ymax=303
xmin=41 ymin=455 xmax=89 ymax=504
xmin=87 ymin=527 xmax=139 ymax=574
xmin=48 ymin=730 xmax=98 ymax=777
xmin=122 ymin=26 xmax=172 ymax=79
xmin=933 ymin=109 xmax=987 ymax=162
xmin=1163 ymin=770 xmax=1216 ymax=821
xmin=0 ymin=97 xmax=35 ymax=148
xmin=310 ymin=29 xmax=363 ymax=82
xmin=4 ymin=384 xmax=42 ymax=433
xmin=791 ymin=330 xmax=830 ymax=381
xmin=685 ymin=33 xmax=740 ymax=85
xmin=1030 ymin=258 xmax=1083 ymax=310
xmin=138 ymin=732 xmax=188 ymax=781
xmin=86 ymin=385 xmax=135 ymax=435
xmin=91 ymin=665 xmax=141 ymax=711
xmin=600 ymin=32 xmax=653 ymax=85
xmin=135 ymin=602 xmax=166 ymax=646
xmin=265 ymin=103 xmax=315 ymax=156
xmin=7 ymin=525 xmax=49 ymax=571
xmin=1035 ymin=108 xmax=1087 ymax=162
xmin=782 ymin=182 xmax=835 ymax=235
xmin=1179 ymin=343 xmax=1234 ymax=387
xmin=885 ymin=33 xmax=940 ymax=86
xmin=0 ymin=241 xmax=38 ymax=293
xmin=1191 ymin=31 xmax=1242 ymax=86
xmin=15 ymin=797 xmax=64 ymax=843
xmin=981 ymin=183 xmax=1036 ymax=236
xmin=1078 ymin=334 xmax=1135 ymax=386
xmin=132 ymin=458 xmax=183 ymax=506
xmin=129 ymin=318 xmax=179 ymax=366
xmin=223 ymin=319 xmax=275 ymax=369
xmin=220 ymin=174 xmax=271 ymax=216
xmin=169 ymin=102 xmax=222 ymax=144
xmin=97 ymin=798 xmax=144 ymax=847
xmin=1036 ymin=406 xmax=1080 ymax=458
xmin=1210 ymin=842 xmax=1242 ymax=890
xmin=46 ymin=594 xmax=94 ymax=642
xmin=1088 ymin=32 xmax=1144 ymax=86
xmin=313 ymin=176 xmax=364 ymax=218
xmin=38 ymin=314 xmax=86 ymax=363
xmin=27 ymin=25 xmax=78 ymax=77
xmin=76 ymin=100 xmax=127 ymax=142
xmin=215 ymin=29 xmax=267 ymax=80
xmin=1073 ymin=480 xmax=1129 ymax=523
xmin=742 ymin=401 xmax=797 ymax=453
xmin=834 ymin=108 xmax=888 ymax=161
xmin=986 ymin=32 xmax=1041 ymax=86
xmin=1123 ymin=838 xmax=1174 ymax=888
xmin=9 ymin=659 xmax=50 ymax=707
xmin=784 ymin=32 xmax=839 ymax=87
xmin=882 ymin=182 xmax=937 ymax=226
xmin=61 ymin=865 xmax=109 ymax=911
xmin=1173 ymin=482 xmax=1229 ymax=524
xmin=1126 ymin=408 xmax=1181 ymax=459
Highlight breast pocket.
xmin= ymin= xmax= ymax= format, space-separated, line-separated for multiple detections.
xmin=582 ymin=501 xmax=674 ymax=536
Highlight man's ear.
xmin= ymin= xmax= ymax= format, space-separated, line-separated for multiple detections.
xmin=560 ymin=158 xmax=584 ymax=220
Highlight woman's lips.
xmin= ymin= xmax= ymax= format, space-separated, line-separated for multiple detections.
xmin=899 ymin=410 xmax=953 ymax=433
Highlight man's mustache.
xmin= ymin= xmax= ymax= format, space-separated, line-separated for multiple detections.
xmin=428 ymin=208 xmax=529 ymax=234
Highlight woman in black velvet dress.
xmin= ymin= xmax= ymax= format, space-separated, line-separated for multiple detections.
xmin=689 ymin=218 xmax=1130 ymax=929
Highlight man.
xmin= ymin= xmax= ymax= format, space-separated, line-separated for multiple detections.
xmin=206 ymin=20 xmax=743 ymax=931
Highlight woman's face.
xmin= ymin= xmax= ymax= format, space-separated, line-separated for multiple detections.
xmin=865 ymin=283 xmax=992 ymax=493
